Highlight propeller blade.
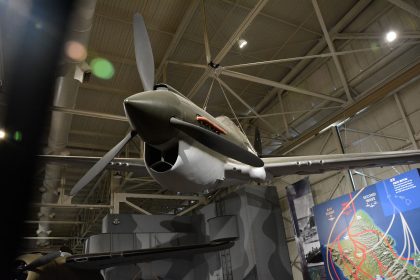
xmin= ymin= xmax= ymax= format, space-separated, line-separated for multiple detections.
xmin=23 ymin=251 xmax=61 ymax=271
xmin=170 ymin=117 xmax=263 ymax=167
xmin=201 ymin=0 xmax=211 ymax=64
xmin=70 ymin=131 xmax=136 ymax=196
xmin=133 ymin=14 xmax=155 ymax=91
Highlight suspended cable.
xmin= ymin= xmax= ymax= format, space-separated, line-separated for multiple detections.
xmin=203 ymin=77 xmax=215 ymax=111
xmin=216 ymin=79 xmax=246 ymax=137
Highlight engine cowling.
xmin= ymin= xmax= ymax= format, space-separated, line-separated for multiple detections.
xmin=144 ymin=140 xmax=225 ymax=193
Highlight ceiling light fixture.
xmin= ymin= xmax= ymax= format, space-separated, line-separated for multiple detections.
xmin=238 ymin=39 xmax=247 ymax=49
xmin=385 ymin=30 xmax=397 ymax=42
xmin=0 ymin=129 xmax=5 ymax=139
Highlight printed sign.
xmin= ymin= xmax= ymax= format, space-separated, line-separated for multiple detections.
xmin=314 ymin=169 xmax=420 ymax=280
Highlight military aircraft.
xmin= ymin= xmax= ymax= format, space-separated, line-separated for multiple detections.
xmin=22 ymin=12 xmax=420 ymax=279
xmin=41 ymin=14 xmax=420 ymax=196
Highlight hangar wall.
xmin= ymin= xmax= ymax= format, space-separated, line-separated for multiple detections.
xmin=256 ymin=1 xmax=420 ymax=145
xmin=275 ymin=78 xmax=420 ymax=279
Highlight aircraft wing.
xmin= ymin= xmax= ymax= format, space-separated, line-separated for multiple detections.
xmin=64 ymin=239 xmax=234 ymax=270
xmin=262 ymin=150 xmax=420 ymax=177
xmin=38 ymin=155 xmax=150 ymax=177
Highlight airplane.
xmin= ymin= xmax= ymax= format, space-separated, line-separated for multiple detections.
xmin=38 ymin=14 xmax=420 ymax=196
xmin=20 ymin=11 xmax=420 ymax=279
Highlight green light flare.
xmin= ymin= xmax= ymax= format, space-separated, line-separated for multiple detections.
xmin=90 ymin=58 xmax=115 ymax=80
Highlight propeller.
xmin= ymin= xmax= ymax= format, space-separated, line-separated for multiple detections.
xmin=170 ymin=117 xmax=264 ymax=167
xmin=133 ymin=14 xmax=155 ymax=91
xmin=201 ymin=0 xmax=212 ymax=65
xmin=20 ymin=251 xmax=62 ymax=272
xmin=70 ymin=14 xmax=161 ymax=196
xmin=69 ymin=15 xmax=151 ymax=196
xmin=70 ymin=131 xmax=137 ymax=196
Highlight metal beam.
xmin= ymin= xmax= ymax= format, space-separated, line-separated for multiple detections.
xmin=124 ymin=200 xmax=152 ymax=215
xmin=278 ymin=93 xmax=290 ymax=139
xmin=72 ymin=171 xmax=109 ymax=245
xmin=250 ymin=0 xmax=371 ymax=116
xmin=276 ymin=61 xmax=420 ymax=155
xmin=319 ymin=130 xmax=332 ymax=154
xmin=352 ymin=170 xmax=381 ymax=182
xmin=94 ymin=10 xmax=174 ymax=37
xmin=312 ymin=0 xmax=353 ymax=103
xmin=235 ymin=106 xmax=342 ymax=120
xmin=176 ymin=201 xmax=203 ymax=216
xmin=213 ymin=0 xmax=269 ymax=66
xmin=216 ymin=78 xmax=278 ymax=133
xmin=328 ymin=174 xmax=346 ymax=201
xmin=52 ymin=106 xmax=127 ymax=122
xmin=332 ymin=126 xmax=356 ymax=191
xmin=222 ymin=44 xmax=406 ymax=70
xmin=387 ymin=0 xmax=420 ymax=18
xmin=187 ymin=0 xmax=269 ymax=99
xmin=23 ymin=237 xmax=85 ymax=240
xmin=291 ymin=255 xmax=302 ymax=272
xmin=168 ymin=60 xmax=208 ymax=70
xmin=343 ymin=127 xmax=408 ymax=142
xmin=32 ymin=203 xmax=111 ymax=209
xmin=24 ymin=220 xmax=83 ymax=225
xmin=89 ymin=50 xmax=136 ymax=66
xmin=334 ymin=32 xmax=420 ymax=40
xmin=221 ymin=0 xmax=321 ymax=36
xmin=80 ymin=83 xmax=133 ymax=96
xmin=394 ymin=93 xmax=418 ymax=149
xmin=282 ymin=135 xmax=317 ymax=156
xmin=114 ymin=192 xmax=205 ymax=202
xmin=70 ymin=130 xmax=118 ymax=139
xmin=66 ymin=141 xmax=119 ymax=153
xmin=155 ymin=0 xmax=199 ymax=80
xmin=272 ymin=41 xmax=416 ymax=151
xmin=221 ymin=70 xmax=346 ymax=104
xmin=73 ymin=208 xmax=107 ymax=251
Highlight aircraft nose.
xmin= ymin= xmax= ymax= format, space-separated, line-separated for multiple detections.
xmin=124 ymin=90 xmax=180 ymax=145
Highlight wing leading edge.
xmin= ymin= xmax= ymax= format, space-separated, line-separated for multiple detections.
xmin=262 ymin=150 xmax=420 ymax=177
xmin=40 ymin=150 xmax=420 ymax=180
xmin=65 ymin=239 xmax=234 ymax=270
xmin=38 ymin=155 xmax=149 ymax=177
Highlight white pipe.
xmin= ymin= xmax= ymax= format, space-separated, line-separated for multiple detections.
xmin=37 ymin=0 xmax=97 ymax=246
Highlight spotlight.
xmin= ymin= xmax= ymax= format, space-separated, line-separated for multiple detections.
xmin=385 ymin=31 xmax=397 ymax=42
xmin=238 ymin=39 xmax=247 ymax=49
xmin=0 ymin=129 xmax=5 ymax=139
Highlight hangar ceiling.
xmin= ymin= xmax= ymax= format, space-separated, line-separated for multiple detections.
xmin=2 ymin=0 xmax=420 ymax=254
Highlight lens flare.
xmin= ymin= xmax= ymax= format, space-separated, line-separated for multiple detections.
xmin=90 ymin=58 xmax=115 ymax=80
xmin=14 ymin=131 xmax=22 ymax=142
xmin=65 ymin=41 xmax=87 ymax=61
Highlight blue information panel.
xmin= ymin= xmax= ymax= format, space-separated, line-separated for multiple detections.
xmin=314 ymin=169 xmax=420 ymax=280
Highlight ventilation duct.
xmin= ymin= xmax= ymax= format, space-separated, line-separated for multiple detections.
xmin=37 ymin=0 xmax=97 ymax=247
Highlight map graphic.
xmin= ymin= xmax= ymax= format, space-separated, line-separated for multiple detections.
xmin=314 ymin=169 xmax=420 ymax=279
